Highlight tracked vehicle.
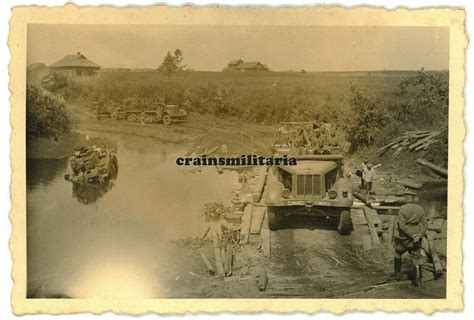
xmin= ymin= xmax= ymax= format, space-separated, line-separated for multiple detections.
xmin=93 ymin=100 xmax=187 ymax=125
xmin=119 ymin=104 xmax=186 ymax=125
xmin=112 ymin=103 xmax=186 ymax=125
xmin=264 ymin=154 xmax=354 ymax=235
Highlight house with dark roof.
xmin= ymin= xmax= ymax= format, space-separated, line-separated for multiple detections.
xmin=224 ymin=59 xmax=269 ymax=72
xmin=227 ymin=59 xmax=244 ymax=69
xmin=50 ymin=52 xmax=100 ymax=77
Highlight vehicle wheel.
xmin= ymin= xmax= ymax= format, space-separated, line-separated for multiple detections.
xmin=145 ymin=114 xmax=154 ymax=123
xmin=138 ymin=112 xmax=147 ymax=123
xmin=111 ymin=109 xmax=118 ymax=120
xmin=162 ymin=114 xmax=172 ymax=125
xmin=127 ymin=113 xmax=137 ymax=122
xmin=338 ymin=209 xmax=352 ymax=235
xmin=267 ymin=207 xmax=279 ymax=231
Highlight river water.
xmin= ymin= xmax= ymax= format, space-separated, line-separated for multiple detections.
xmin=418 ymin=181 xmax=448 ymax=218
xmin=26 ymin=132 xmax=238 ymax=298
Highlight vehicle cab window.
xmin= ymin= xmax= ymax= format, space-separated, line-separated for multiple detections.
xmin=325 ymin=168 xmax=338 ymax=191
xmin=279 ymin=168 xmax=293 ymax=191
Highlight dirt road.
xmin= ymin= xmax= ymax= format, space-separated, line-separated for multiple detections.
xmin=266 ymin=227 xmax=445 ymax=298
xmin=70 ymin=102 xmax=277 ymax=156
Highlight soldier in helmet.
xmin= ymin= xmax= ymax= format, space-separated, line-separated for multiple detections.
xmin=392 ymin=203 xmax=428 ymax=286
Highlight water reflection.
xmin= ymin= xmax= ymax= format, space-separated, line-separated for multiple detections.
xmin=67 ymin=259 xmax=158 ymax=298
xmin=26 ymin=158 xmax=68 ymax=190
xmin=418 ymin=181 xmax=447 ymax=219
xmin=72 ymin=181 xmax=115 ymax=205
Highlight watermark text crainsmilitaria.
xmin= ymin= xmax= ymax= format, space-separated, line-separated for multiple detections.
xmin=176 ymin=155 xmax=297 ymax=166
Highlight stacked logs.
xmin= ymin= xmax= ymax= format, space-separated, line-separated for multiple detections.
xmin=378 ymin=131 xmax=441 ymax=156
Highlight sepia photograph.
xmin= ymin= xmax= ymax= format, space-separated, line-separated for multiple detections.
xmin=8 ymin=4 xmax=466 ymax=314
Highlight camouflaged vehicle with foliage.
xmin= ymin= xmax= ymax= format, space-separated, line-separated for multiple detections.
xmin=64 ymin=146 xmax=118 ymax=185
xmin=272 ymin=121 xmax=350 ymax=156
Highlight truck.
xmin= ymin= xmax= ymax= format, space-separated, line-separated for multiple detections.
xmin=64 ymin=145 xmax=118 ymax=185
xmin=93 ymin=100 xmax=187 ymax=125
xmin=264 ymin=154 xmax=354 ymax=235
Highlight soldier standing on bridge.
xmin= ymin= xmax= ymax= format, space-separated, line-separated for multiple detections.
xmin=392 ymin=203 xmax=428 ymax=287
xmin=360 ymin=157 xmax=369 ymax=189
xmin=362 ymin=162 xmax=376 ymax=193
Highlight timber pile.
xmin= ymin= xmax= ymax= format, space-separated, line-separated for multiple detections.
xmin=416 ymin=159 xmax=448 ymax=178
xmin=378 ymin=131 xmax=441 ymax=156
xmin=353 ymin=170 xmax=420 ymax=209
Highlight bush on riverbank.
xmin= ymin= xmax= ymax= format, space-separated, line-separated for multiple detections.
xmin=345 ymin=71 xmax=448 ymax=153
xmin=26 ymin=85 xmax=71 ymax=143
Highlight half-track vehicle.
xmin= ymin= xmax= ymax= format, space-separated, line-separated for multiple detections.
xmin=111 ymin=101 xmax=186 ymax=125
xmin=264 ymin=154 xmax=354 ymax=235
xmin=92 ymin=100 xmax=187 ymax=125
xmin=121 ymin=104 xmax=186 ymax=125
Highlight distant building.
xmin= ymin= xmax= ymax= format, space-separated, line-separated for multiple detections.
xmin=227 ymin=59 xmax=244 ymax=69
xmin=50 ymin=52 xmax=100 ymax=78
xmin=27 ymin=63 xmax=51 ymax=85
xmin=224 ymin=59 xmax=269 ymax=72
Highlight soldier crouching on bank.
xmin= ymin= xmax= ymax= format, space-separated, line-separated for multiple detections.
xmin=393 ymin=203 xmax=428 ymax=287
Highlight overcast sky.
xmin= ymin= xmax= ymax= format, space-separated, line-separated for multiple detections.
xmin=27 ymin=24 xmax=449 ymax=72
